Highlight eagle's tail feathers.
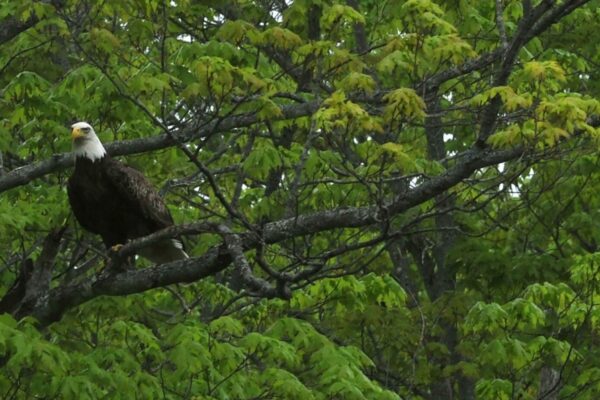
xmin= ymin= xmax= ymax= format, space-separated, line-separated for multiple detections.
xmin=139 ymin=239 xmax=189 ymax=264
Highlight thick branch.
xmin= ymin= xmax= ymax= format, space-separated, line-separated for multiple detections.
xmin=475 ymin=0 xmax=570 ymax=146
xmin=0 ymin=101 xmax=320 ymax=194
xmin=346 ymin=0 xmax=369 ymax=54
xmin=495 ymin=0 xmax=509 ymax=48
xmin=0 ymin=227 xmax=66 ymax=316
xmin=217 ymin=225 xmax=291 ymax=299
xmin=31 ymin=145 xmax=525 ymax=325
xmin=0 ymin=0 xmax=65 ymax=45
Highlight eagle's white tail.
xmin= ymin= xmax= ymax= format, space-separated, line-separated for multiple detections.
xmin=139 ymin=239 xmax=189 ymax=264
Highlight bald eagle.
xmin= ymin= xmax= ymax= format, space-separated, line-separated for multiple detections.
xmin=67 ymin=122 xmax=188 ymax=264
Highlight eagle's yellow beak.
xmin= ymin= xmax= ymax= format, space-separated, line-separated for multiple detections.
xmin=71 ymin=127 xmax=84 ymax=140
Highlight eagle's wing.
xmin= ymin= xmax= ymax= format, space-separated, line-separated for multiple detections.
xmin=67 ymin=178 xmax=98 ymax=233
xmin=102 ymin=158 xmax=174 ymax=228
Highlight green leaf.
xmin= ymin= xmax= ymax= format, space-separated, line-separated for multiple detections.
xmin=382 ymin=88 xmax=426 ymax=122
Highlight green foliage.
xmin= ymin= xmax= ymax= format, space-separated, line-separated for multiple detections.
xmin=383 ymin=88 xmax=427 ymax=124
xmin=315 ymin=90 xmax=382 ymax=133
xmin=476 ymin=378 xmax=512 ymax=400
xmin=1 ymin=0 xmax=600 ymax=399
xmin=0 ymin=282 xmax=402 ymax=399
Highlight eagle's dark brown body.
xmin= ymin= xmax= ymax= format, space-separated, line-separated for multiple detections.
xmin=68 ymin=156 xmax=174 ymax=248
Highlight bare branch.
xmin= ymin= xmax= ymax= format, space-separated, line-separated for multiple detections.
xmin=0 ymin=226 xmax=66 ymax=317
xmin=346 ymin=0 xmax=369 ymax=54
xmin=30 ymin=144 xmax=526 ymax=325
xmin=495 ymin=0 xmax=509 ymax=48
xmin=475 ymin=0 xmax=575 ymax=146
xmin=0 ymin=101 xmax=320 ymax=194
xmin=216 ymin=224 xmax=290 ymax=299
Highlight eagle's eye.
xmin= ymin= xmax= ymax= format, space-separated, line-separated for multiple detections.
xmin=82 ymin=127 xmax=91 ymax=133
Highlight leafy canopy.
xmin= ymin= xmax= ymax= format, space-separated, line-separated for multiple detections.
xmin=1 ymin=0 xmax=600 ymax=399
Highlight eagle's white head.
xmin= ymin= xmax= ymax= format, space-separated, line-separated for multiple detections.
xmin=71 ymin=121 xmax=107 ymax=162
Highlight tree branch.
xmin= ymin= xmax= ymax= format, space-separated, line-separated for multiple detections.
xmin=216 ymin=224 xmax=291 ymax=299
xmin=29 ymin=144 xmax=526 ymax=325
xmin=495 ymin=0 xmax=509 ymax=48
xmin=0 ymin=100 xmax=320 ymax=194
xmin=0 ymin=0 xmax=65 ymax=45
xmin=0 ymin=226 xmax=66 ymax=317
xmin=475 ymin=0 xmax=569 ymax=146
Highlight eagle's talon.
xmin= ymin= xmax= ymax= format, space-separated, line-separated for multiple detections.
xmin=110 ymin=244 xmax=124 ymax=253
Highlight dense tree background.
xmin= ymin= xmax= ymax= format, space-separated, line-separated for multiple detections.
xmin=1 ymin=0 xmax=600 ymax=398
